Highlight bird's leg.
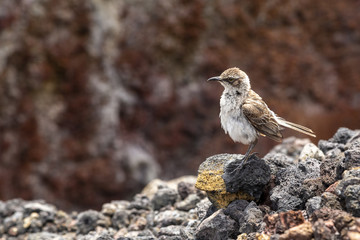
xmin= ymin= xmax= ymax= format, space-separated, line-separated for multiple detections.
xmin=242 ymin=138 xmax=258 ymax=163
xmin=225 ymin=139 xmax=259 ymax=175
xmin=229 ymin=139 xmax=258 ymax=173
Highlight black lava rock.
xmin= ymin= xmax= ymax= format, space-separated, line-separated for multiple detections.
xmin=318 ymin=127 xmax=357 ymax=154
xmin=270 ymin=158 xmax=321 ymax=211
xmin=263 ymin=152 xmax=293 ymax=176
xmin=223 ymin=200 xmax=249 ymax=221
xmin=195 ymin=209 xmax=238 ymax=240
xmin=222 ymin=154 xmax=271 ymax=200
xmin=320 ymin=148 xmax=344 ymax=186
xmin=343 ymin=140 xmax=360 ymax=170
xmin=237 ymin=202 xmax=265 ymax=234
xmin=76 ymin=210 xmax=108 ymax=234
xmin=305 ymin=196 xmax=322 ymax=216
xmin=151 ymin=187 xmax=178 ymax=210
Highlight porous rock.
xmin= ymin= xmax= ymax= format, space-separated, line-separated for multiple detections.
xmin=222 ymin=154 xmax=271 ymax=201
xmin=237 ymin=202 xmax=265 ymax=234
xmin=305 ymin=196 xmax=322 ymax=216
xmin=76 ymin=210 xmax=110 ymax=234
xmin=343 ymin=184 xmax=360 ymax=217
xmin=128 ymin=194 xmax=152 ymax=210
xmin=318 ymin=127 xmax=357 ymax=154
xmin=335 ymin=176 xmax=360 ymax=216
xmin=312 ymin=218 xmax=338 ymax=240
xmin=343 ymin=140 xmax=360 ymax=170
xmin=269 ymin=137 xmax=311 ymax=160
xmin=298 ymin=143 xmax=325 ymax=162
xmin=311 ymin=208 xmax=360 ymax=240
xmin=195 ymin=209 xmax=238 ymax=240
xmin=151 ymin=186 xmax=178 ymax=210
xmin=195 ymin=154 xmax=255 ymax=209
xmin=278 ymin=221 xmax=313 ymax=240
xmin=263 ymin=152 xmax=293 ymax=176
xmin=320 ymin=148 xmax=344 ymax=186
xmin=175 ymin=193 xmax=201 ymax=211
xmin=153 ymin=210 xmax=188 ymax=227
xmin=270 ymin=158 xmax=321 ymax=211
xmin=263 ymin=210 xmax=305 ymax=235
xmin=320 ymin=192 xmax=343 ymax=211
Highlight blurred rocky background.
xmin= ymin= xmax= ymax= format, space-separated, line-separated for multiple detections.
xmin=0 ymin=0 xmax=359 ymax=211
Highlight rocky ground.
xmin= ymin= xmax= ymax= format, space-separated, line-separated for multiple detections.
xmin=1 ymin=0 xmax=360 ymax=210
xmin=1 ymin=127 xmax=360 ymax=240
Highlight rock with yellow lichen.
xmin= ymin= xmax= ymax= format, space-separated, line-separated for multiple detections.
xmin=195 ymin=153 xmax=270 ymax=209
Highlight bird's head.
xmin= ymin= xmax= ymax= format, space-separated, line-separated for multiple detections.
xmin=207 ymin=67 xmax=251 ymax=92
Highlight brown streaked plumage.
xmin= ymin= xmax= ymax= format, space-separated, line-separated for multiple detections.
xmin=208 ymin=67 xmax=315 ymax=167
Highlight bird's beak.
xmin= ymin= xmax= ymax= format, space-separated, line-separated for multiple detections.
xmin=207 ymin=76 xmax=221 ymax=82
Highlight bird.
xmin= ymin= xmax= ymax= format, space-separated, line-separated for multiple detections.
xmin=208 ymin=67 xmax=316 ymax=168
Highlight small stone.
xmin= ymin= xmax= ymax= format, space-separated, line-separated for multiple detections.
xmin=8 ymin=226 xmax=18 ymax=236
xmin=128 ymin=216 xmax=147 ymax=231
xmin=102 ymin=201 xmax=130 ymax=216
xmin=23 ymin=212 xmax=40 ymax=229
xmin=300 ymin=178 xmax=325 ymax=201
xmin=223 ymin=199 xmax=249 ymax=221
xmin=151 ymin=187 xmax=178 ymax=210
xmin=24 ymin=201 xmax=57 ymax=214
xmin=335 ymin=177 xmax=360 ymax=199
xmin=325 ymin=181 xmax=340 ymax=194
xmin=344 ymin=184 xmax=360 ymax=217
xmin=269 ymin=137 xmax=311 ymax=159
xmin=332 ymin=127 xmax=357 ymax=144
xmin=153 ymin=210 xmax=188 ymax=227
xmin=128 ymin=194 xmax=152 ymax=210
xmin=318 ymin=128 xmax=356 ymax=154
xmin=122 ymin=229 xmax=156 ymax=239
xmin=298 ymin=143 xmax=325 ymax=162
xmin=312 ymin=219 xmax=338 ymax=240
xmin=321 ymin=192 xmax=343 ymax=210
xmin=180 ymin=219 xmax=198 ymax=240
xmin=318 ymin=140 xmax=343 ymax=154
xmin=111 ymin=210 xmax=130 ymax=228
xmin=158 ymin=225 xmax=183 ymax=237
xmin=305 ymin=196 xmax=322 ymax=216
xmin=175 ymin=193 xmax=201 ymax=211
xmin=343 ymin=168 xmax=360 ymax=179
xmin=263 ymin=153 xmax=293 ymax=176
xmin=195 ymin=209 xmax=238 ymax=240
xmin=279 ymin=221 xmax=313 ymax=240
xmin=347 ymin=218 xmax=360 ymax=240
xmin=195 ymin=198 xmax=212 ymax=221
xmin=270 ymin=158 xmax=321 ymax=211
xmin=76 ymin=210 xmax=109 ymax=234
xmin=238 ymin=202 xmax=264 ymax=234
xmin=333 ymin=210 xmax=359 ymax=239
xmin=344 ymin=140 xmax=360 ymax=170
xmin=177 ymin=181 xmax=197 ymax=200
xmin=320 ymin=148 xmax=344 ymax=186
xmin=263 ymin=210 xmax=305 ymax=235
xmin=27 ymin=232 xmax=65 ymax=240
xmin=4 ymin=211 xmax=24 ymax=234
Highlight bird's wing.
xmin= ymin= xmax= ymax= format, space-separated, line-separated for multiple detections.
xmin=242 ymin=90 xmax=283 ymax=142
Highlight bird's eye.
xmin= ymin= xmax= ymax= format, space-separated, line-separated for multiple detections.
xmin=227 ymin=77 xmax=236 ymax=82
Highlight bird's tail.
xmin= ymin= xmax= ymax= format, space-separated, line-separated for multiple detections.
xmin=277 ymin=118 xmax=316 ymax=138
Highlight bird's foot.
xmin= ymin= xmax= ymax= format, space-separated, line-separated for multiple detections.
xmin=226 ymin=152 xmax=259 ymax=174
xmin=227 ymin=155 xmax=248 ymax=174
xmin=248 ymin=152 xmax=259 ymax=159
